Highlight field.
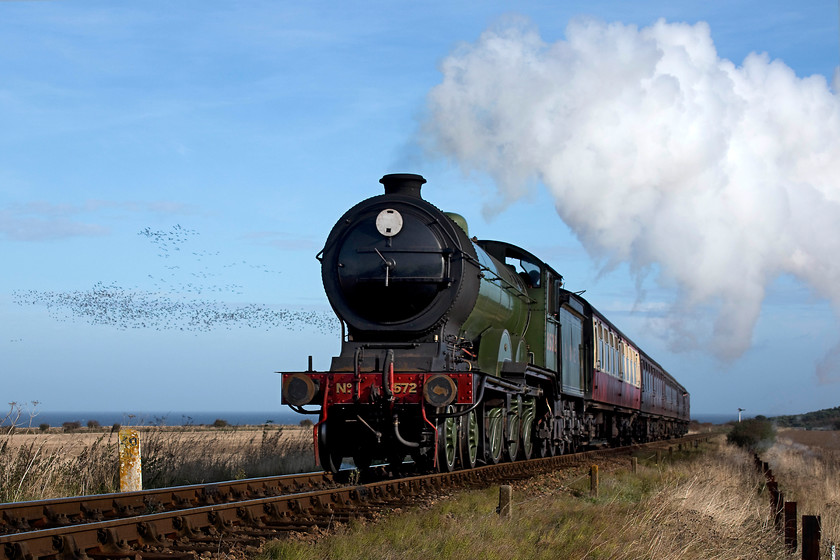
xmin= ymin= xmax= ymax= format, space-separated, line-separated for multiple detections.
xmin=4 ymin=426 xmax=311 ymax=457
xmin=0 ymin=423 xmax=314 ymax=503
xmin=775 ymin=427 xmax=840 ymax=450
xmin=5 ymin=422 xmax=839 ymax=560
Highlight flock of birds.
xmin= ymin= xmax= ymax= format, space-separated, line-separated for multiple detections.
xmin=138 ymin=225 xmax=248 ymax=296
xmin=13 ymin=225 xmax=338 ymax=334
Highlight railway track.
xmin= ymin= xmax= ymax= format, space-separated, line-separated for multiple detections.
xmin=0 ymin=435 xmax=710 ymax=560
xmin=0 ymin=469 xmax=373 ymax=535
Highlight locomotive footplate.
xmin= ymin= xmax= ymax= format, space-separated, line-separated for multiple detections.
xmin=282 ymin=369 xmax=547 ymax=413
xmin=281 ymin=371 xmax=476 ymax=409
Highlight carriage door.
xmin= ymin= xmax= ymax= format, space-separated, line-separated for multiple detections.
xmin=545 ymin=273 xmax=560 ymax=372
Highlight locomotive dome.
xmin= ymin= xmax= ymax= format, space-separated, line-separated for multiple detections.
xmin=319 ymin=174 xmax=480 ymax=335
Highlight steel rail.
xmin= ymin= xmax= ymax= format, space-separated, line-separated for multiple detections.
xmin=0 ymin=469 xmax=366 ymax=535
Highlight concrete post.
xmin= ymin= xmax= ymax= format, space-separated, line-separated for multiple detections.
xmin=118 ymin=428 xmax=142 ymax=492
xmin=498 ymin=485 xmax=512 ymax=518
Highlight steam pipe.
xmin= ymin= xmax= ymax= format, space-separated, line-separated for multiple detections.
xmin=392 ymin=415 xmax=420 ymax=448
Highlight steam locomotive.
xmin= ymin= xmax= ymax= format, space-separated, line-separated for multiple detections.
xmin=282 ymin=174 xmax=689 ymax=473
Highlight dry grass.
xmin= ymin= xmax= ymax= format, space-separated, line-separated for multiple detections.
xmin=0 ymin=405 xmax=315 ymax=503
xmin=765 ymin=428 xmax=840 ymax=553
xmin=260 ymin=439 xmax=787 ymax=560
xmin=622 ymin=445 xmax=779 ymax=559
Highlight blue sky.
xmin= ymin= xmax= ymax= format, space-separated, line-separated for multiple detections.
xmin=2 ymin=1 xmax=839 ymax=420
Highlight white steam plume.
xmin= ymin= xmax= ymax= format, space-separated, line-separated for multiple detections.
xmin=422 ymin=17 xmax=840 ymax=369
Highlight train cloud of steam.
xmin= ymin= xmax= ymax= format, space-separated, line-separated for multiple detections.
xmin=422 ymin=17 xmax=840 ymax=372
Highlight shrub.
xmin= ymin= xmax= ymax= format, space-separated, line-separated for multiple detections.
xmin=300 ymin=419 xmax=314 ymax=428
xmin=39 ymin=423 xmax=50 ymax=432
xmin=62 ymin=421 xmax=82 ymax=433
xmin=727 ymin=418 xmax=776 ymax=451
xmin=87 ymin=420 xmax=101 ymax=429
xmin=212 ymin=418 xmax=229 ymax=428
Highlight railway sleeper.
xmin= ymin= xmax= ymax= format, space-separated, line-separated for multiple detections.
xmin=94 ymin=528 xmax=132 ymax=554
xmin=53 ymin=534 xmax=91 ymax=560
xmin=234 ymin=508 xmax=265 ymax=529
xmin=2 ymin=516 xmax=32 ymax=533
xmin=129 ymin=553 xmax=193 ymax=560
xmin=170 ymin=516 xmax=204 ymax=540
xmin=44 ymin=507 xmax=73 ymax=528
xmin=135 ymin=522 xmax=167 ymax=547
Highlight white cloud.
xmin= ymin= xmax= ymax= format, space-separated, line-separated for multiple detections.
xmin=423 ymin=16 xmax=840 ymax=363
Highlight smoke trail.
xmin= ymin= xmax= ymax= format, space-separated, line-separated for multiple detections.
xmin=422 ymin=16 xmax=840 ymax=367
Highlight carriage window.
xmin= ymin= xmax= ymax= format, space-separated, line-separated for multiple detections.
xmin=597 ymin=324 xmax=604 ymax=371
xmin=606 ymin=332 xmax=611 ymax=373
xmin=619 ymin=341 xmax=625 ymax=379
xmin=600 ymin=336 xmax=606 ymax=372
xmin=594 ymin=322 xmax=599 ymax=367
xmin=593 ymin=326 xmax=598 ymax=365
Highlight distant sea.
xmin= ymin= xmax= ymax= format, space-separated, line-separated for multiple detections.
xmin=692 ymin=413 xmax=740 ymax=424
xmin=11 ymin=410 xmax=303 ymax=428
xmin=14 ymin=410 xmax=738 ymax=428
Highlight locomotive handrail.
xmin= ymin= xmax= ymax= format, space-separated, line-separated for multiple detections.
xmin=483 ymin=374 xmax=543 ymax=398
xmin=361 ymin=342 xmax=419 ymax=349
xmin=357 ymin=276 xmax=453 ymax=283
xmin=356 ymin=247 xmax=453 ymax=254
xmin=477 ymin=267 xmax=535 ymax=304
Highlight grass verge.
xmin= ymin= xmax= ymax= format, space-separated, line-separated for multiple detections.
xmin=259 ymin=439 xmax=787 ymax=560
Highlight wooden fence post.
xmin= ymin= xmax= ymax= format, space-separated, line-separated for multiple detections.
xmin=773 ymin=488 xmax=784 ymax=532
xmin=631 ymin=456 xmax=638 ymax=474
xmin=590 ymin=465 xmax=599 ymax=497
xmin=802 ymin=515 xmax=821 ymax=560
xmin=784 ymin=501 xmax=797 ymax=553
xmin=766 ymin=480 xmax=782 ymax=531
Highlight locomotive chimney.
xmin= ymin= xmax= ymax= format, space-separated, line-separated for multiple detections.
xmin=380 ymin=173 xmax=426 ymax=198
